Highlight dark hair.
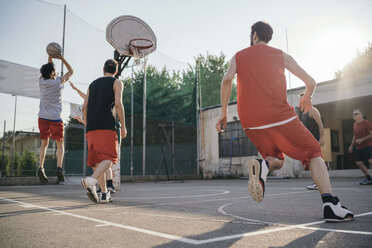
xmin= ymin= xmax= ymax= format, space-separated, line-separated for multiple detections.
xmin=104 ymin=59 xmax=118 ymax=74
xmin=251 ymin=21 xmax=273 ymax=43
xmin=40 ymin=62 xmax=55 ymax=79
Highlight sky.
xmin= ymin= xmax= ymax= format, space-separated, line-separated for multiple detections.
xmin=0 ymin=0 xmax=371 ymax=135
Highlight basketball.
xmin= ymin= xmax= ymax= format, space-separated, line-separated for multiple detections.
xmin=46 ymin=42 xmax=62 ymax=57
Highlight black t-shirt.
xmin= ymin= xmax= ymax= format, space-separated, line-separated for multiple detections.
xmin=295 ymin=107 xmax=320 ymax=141
xmin=86 ymin=76 xmax=116 ymax=132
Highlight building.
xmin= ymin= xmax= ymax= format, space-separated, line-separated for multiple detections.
xmin=198 ymin=73 xmax=372 ymax=178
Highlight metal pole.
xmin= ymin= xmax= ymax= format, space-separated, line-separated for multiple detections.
xmin=2 ymin=120 xmax=5 ymax=155
xmin=61 ymin=4 xmax=66 ymax=76
xmin=172 ymin=121 xmax=175 ymax=177
xmin=10 ymin=95 xmax=17 ymax=173
xmin=285 ymin=29 xmax=292 ymax=105
xmin=195 ymin=60 xmax=200 ymax=175
xmin=131 ymin=65 xmax=134 ymax=176
xmin=142 ymin=59 xmax=147 ymax=177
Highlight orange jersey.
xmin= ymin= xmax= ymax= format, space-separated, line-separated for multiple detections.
xmin=235 ymin=44 xmax=296 ymax=129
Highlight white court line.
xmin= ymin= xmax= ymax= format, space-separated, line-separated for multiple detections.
xmin=114 ymin=189 xmax=230 ymax=200
xmin=1 ymin=197 xmax=371 ymax=245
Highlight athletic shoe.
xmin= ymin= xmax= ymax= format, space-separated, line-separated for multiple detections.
xmin=37 ymin=167 xmax=49 ymax=184
xmin=81 ymin=177 xmax=98 ymax=203
xmin=97 ymin=186 xmax=115 ymax=194
xmin=107 ymin=186 xmax=116 ymax=194
xmin=248 ymin=159 xmax=269 ymax=202
xmin=56 ymin=167 xmax=65 ymax=182
xmin=323 ymin=197 xmax=354 ymax=222
xmin=306 ymin=183 xmax=318 ymax=190
xmin=99 ymin=191 xmax=112 ymax=204
xmin=359 ymin=178 xmax=372 ymax=185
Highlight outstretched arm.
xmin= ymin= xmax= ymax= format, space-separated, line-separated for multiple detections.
xmin=283 ymin=52 xmax=316 ymax=113
xmin=216 ymin=55 xmax=236 ymax=133
xmin=82 ymin=89 xmax=89 ymax=126
xmin=56 ymin=55 xmax=73 ymax=84
xmin=69 ymin=81 xmax=86 ymax=99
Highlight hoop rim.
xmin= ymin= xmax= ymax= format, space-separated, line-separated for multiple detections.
xmin=129 ymin=38 xmax=154 ymax=50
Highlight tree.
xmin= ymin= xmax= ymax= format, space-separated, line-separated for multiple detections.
xmin=18 ymin=149 xmax=38 ymax=176
xmin=335 ymin=43 xmax=372 ymax=79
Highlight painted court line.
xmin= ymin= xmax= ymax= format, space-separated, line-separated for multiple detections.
xmin=1 ymin=196 xmax=371 ymax=245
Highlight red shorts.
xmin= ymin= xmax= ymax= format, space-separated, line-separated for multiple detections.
xmin=244 ymin=118 xmax=322 ymax=165
xmin=86 ymin=130 xmax=118 ymax=167
xmin=38 ymin=118 xmax=64 ymax=141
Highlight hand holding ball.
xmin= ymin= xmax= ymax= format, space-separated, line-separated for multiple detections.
xmin=46 ymin=42 xmax=62 ymax=57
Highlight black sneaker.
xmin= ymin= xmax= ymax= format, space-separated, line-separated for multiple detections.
xmin=323 ymin=197 xmax=353 ymax=222
xmin=56 ymin=167 xmax=65 ymax=182
xmin=37 ymin=167 xmax=49 ymax=184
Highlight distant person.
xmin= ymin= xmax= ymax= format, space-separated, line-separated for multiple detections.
xmin=38 ymin=55 xmax=73 ymax=184
xmin=216 ymin=21 xmax=353 ymax=222
xmin=348 ymin=108 xmax=372 ymax=185
xmin=295 ymin=92 xmax=325 ymax=190
xmin=70 ymin=81 xmax=116 ymax=194
xmin=81 ymin=59 xmax=127 ymax=203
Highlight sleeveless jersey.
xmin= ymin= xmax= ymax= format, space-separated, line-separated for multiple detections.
xmin=235 ymin=44 xmax=296 ymax=129
xmin=86 ymin=77 xmax=116 ymax=132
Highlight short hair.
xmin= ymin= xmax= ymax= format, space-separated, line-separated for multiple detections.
xmin=40 ymin=62 xmax=55 ymax=79
xmin=251 ymin=21 xmax=273 ymax=43
xmin=353 ymin=108 xmax=365 ymax=118
xmin=104 ymin=59 xmax=118 ymax=74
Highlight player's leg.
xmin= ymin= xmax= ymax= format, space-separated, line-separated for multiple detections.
xmin=38 ymin=138 xmax=49 ymax=184
xmin=279 ymin=119 xmax=353 ymax=222
xmin=55 ymin=140 xmax=65 ymax=182
xmin=51 ymin=121 xmax=65 ymax=182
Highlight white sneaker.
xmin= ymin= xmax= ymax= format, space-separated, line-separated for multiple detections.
xmin=99 ymin=191 xmax=112 ymax=204
xmin=81 ymin=177 xmax=98 ymax=203
xmin=323 ymin=197 xmax=353 ymax=222
xmin=248 ymin=159 xmax=269 ymax=202
xmin=306 ymin=183 xmax=318 ymax=190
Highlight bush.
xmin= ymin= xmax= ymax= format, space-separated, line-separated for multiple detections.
xmin=18 ymin=150 xmax=38 ymax=177
xmin=0 ymin=153 xmax=9 ymax=177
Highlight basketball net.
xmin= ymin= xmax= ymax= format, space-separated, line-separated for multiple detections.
xmin=129 ymin=38 xmax=153 ymax=67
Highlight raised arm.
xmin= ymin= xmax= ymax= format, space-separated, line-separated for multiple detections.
xmin=283 ymin=52 xmax=316 ymax=113
xmin=216 ymin=55 xmax=237 ymax=132
xmin=56 ymin=55 xmax=73 ymax=83
xmin=113 ymin=79 xmax=127 ymax=139
xmin=82 ymin=89 xmax=89 ymax=126
xmin=69 ymin=81 xmax=86 ymax=99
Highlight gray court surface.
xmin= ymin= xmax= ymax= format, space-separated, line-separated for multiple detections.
xmin=0 ymin=178 xmax=371 ymax=248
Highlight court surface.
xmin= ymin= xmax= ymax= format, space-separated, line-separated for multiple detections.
xmin=1 ymin=178 xmax=371 ymax=247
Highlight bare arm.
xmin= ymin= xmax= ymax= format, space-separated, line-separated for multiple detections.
xmin=113 ymin=79 xmax=127 ymax=139
xmin=82 ymin=89 xmax=89 ymax=126
xmin=283 ymin=52 xmax=316 ymax=113
xmin=48 ymin=55 xmax=53 ymax=63
xmin=56 ymin=55 xmax=73 ymax=84
xmin=216 ymin=55 xmax=236 ymax=132
xmin=355 ymin=131 xmax=372 ymax=145
xmin=310 ymin=107 xmax=324 ymax=146
xmin=348 ymin=136 xmax=355 ymax=153
xmin=69 ymin=81 xmax=86 ymax=99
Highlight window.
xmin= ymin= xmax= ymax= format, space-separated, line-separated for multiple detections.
xmin=219 ymin=121 xmax=257 ymax=157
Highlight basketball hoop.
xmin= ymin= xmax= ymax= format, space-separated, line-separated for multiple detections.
xmin=129 ymin=38 xmax=154 ymax=65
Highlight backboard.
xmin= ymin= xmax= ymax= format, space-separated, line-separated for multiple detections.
xmin=106 ymin=15 xmax=157 ymax=57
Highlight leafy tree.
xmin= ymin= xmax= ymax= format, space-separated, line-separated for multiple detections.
xmin=196 ymin=53 xmax=237 ymax=108
xmin=17 ymin=149 xmax=38 ymax=176
xmin=0 ymin=153 xmax=9 ymax=176
xmin=335 ymin=43 xmax=372 ymax=79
